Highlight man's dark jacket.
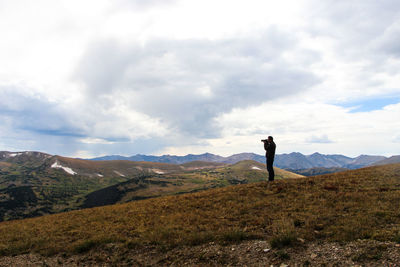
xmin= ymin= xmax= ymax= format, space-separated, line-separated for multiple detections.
xmin=264 ymin=141 xmax=276 ymax=160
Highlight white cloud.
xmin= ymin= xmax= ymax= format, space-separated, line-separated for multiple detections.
xmin=74 ymin=33 xmax=318 ymax=139
xmin=214 ymin=100 xmax=400 ymax=157
xmin=306 ymin=135 xmax=334 ymax=144
xmin=393 ymin=135 xmax=400 ymax=143
xmin=79 ymin=138 xmax=117 ymax=145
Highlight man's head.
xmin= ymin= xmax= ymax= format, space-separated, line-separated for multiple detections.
xmin=268 ymin=136 xmax=273 ymax=142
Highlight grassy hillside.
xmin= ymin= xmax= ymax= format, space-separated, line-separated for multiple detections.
xmin=0 ymin=154 xmax=299 ymax=221
xmin=0 ymin=155 xmax=190 ymax=221
xmin=0 ymin=163 xmax=399 ymax=260
xmin=80 ymin=160 xmax=302 ymax=208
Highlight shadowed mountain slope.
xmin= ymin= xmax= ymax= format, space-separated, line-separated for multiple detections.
xmin=373 ymin=155 xmax=400 ymax=166
xmin=289 ymin=167 xmax=350 ymax=176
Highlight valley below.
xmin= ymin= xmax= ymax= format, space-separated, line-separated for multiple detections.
xmin=0 ymin=151 xmax=300 ymax=222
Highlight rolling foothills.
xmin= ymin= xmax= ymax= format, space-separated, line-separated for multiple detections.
xmin=0 ymin=151 xmax=302 ymax=221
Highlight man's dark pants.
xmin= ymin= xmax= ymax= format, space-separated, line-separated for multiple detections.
xmin=266 ymin=157 xmax=274 ymax=181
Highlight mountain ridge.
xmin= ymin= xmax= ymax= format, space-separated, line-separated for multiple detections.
xmin=0 ymin=150 xmax=395 ymax=170
xmin=89 ymin=151 xmax=394 ymax=170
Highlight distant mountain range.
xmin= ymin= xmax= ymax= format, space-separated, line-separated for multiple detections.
xmin=90 ymin=152 xmax=398 ymax=170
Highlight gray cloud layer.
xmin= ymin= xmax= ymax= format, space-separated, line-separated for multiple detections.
xmin=0 ymin=87 xmax=80 ymax=137
xmin=309 ymin=0 xmax=400 ymax=60
xmin=75 ymin=28 xmax=319 ymax=138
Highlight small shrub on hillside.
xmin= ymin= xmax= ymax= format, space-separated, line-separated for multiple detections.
xmin=185 ymin=232 xmax=215 ymax=246
xmin=323 ymin=184 xmax=338 ymax=191
xmin=293 ymin=219 xmax=304 ymax=227
xmin=275 ymin=250 xmax=290 ymax=260
xmin=314 ymin=224 xmax=324 ymax=231
xmin=143 ymin=227 xmax=179 ymax=247
xmin=352 ymin=248 xmax=384 ymax=262
xmin=270 ymin=232 xmax=297 ymax=249
xmin=73 ymin=238 xmax=115 ymax=254
xmin=393 ymin=233 xmax=400 ymax=244
xmin=74 ymin=240 xmax=98 ymax=253
xmin=216 ymin=251 xmax=231 ymax=265
xmin=360 ymin=231 xmax=372 ymax=239
xmin=126 ymin=240 xmax=141 ymax=249
xmin=197 ymin=252 xmax=208 ymax=262
xmin=0 ymin=243 xmax=31 ymax=257
xmin=219 ymin=230 xmax=250 ymax=244
xmin=39 ymin=246 xmax=60 ymax=257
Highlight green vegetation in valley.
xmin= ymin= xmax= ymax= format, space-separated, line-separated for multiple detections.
xmin=0 ymin=155 xmax=300 ymax=221
xmin=80 ymin=160 xmax=303 ymax=208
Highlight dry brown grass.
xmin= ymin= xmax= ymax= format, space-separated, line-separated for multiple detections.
xmin=180 ymin=161 xmax=227 ymax=169
xmin=0 ymin=162 xmax=12 ymax=168
xmin=0 ymin=163 xmax=399 ymax=256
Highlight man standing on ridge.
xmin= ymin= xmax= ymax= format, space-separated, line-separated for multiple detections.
xmin=262 ymin=136 xmax=276 ymax=181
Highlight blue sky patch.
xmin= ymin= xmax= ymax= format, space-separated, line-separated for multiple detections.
xmin=336 ymin=96 xmax=400 ymax=113
xmin=26 ymin=128 xmax=86 ymax=138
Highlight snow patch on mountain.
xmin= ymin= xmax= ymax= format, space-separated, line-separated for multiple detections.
xmin=113 ymin=170 xmax=125 ymax=177
xmin=96 ymin=173 xmax=104 ymax=177
xmin=51 ymin=161 xmax=77 ymax=175
xmin=251 ymin=166 xmax=262 ymax=170
xmin=8 ymin=153 xmax=22 ymax=157
xmin=152 ymin=169 xmax=165 ymax=174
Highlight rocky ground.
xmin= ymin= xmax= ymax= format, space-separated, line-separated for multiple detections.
xmin=0 ymin=239 xmax=399 ymax=266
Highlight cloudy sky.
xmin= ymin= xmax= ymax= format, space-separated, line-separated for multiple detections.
xmin=1 ymin=0 xmax=399 ymax=158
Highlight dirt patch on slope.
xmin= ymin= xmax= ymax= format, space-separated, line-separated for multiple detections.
xmin=0 ymin=239 xmax=399 ymax=266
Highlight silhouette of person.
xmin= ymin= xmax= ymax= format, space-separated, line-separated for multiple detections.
xmin=263 ymin=136 xmax=276 ymax=181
